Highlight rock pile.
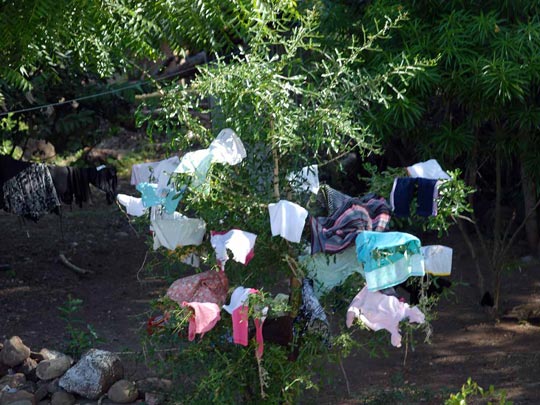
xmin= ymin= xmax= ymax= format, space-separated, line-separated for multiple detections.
xmin=0 ymin=337 xmax=171 ymax=405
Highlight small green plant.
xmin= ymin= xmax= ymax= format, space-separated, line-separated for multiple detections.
xmin=445 ymin=378 xmax=512 ymax=405
xmin=58 ymin=294 xmax=104 ymax=358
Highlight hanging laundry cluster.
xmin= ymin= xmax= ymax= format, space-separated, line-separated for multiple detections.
xmin=135 ymin=147 xmax=454 ymax=355
xmin=0 ymin=154 xmax=117 ymax=222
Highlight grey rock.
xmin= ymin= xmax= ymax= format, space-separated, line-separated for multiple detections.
xmin=50 ymin=391 xmax=75 ymax=405
xmin=144 ymin=392 xmax=163 ymax=405
xmin=107 ymin=380 xmax=138 ymax=403
xmin=36 ymin=356 xmax=72 ymax=381
xmin=0 ymin=390 xmax=35 ymax=405
xmin=0 ymin=362 xmax=9 ymax=379
xmin=47 ymin=379 xmax=60 ymax=394
xmin=135 ymin=378 xmax=172 ymax=394
xmin=58 ymin=349 xmax=123 ymax=400
xmin=33 ymin=383 xmax=49 ymax=402
xmin=0 ymin=337 xmax=31 ymax=368
xmin=0 ymin=374 xmax=26 ymax=390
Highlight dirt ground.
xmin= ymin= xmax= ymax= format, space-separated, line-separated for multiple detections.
xmin=1 ymin=177 xmax=540 ymax=404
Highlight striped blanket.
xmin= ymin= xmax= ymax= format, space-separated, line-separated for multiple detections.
xmin=310 ymin=195 xmax=391 ymax=254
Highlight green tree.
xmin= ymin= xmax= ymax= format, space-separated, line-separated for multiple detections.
xmin=356 ymin=0 xmax=540 ymax=310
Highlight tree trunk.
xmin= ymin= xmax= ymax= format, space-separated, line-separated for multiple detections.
xmin=520 ymin=158 xmax=539 ymax=255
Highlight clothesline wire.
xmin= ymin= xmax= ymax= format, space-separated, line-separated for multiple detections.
xmin=0 ymin=51 xmax=227 ymax=118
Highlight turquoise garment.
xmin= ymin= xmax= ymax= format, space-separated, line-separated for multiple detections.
xmin=355 ymin=231 xmax=425 ymax=291
xmin=300 ymin=246 xmax=364 ymax=298
xmin=136 ymin=182 xmax=185 ymax=214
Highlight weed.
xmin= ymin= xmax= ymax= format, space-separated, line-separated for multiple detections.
xmin=58 ymin=294 xmax=104 ymax=358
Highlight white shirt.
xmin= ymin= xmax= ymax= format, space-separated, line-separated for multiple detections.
xmin=268 ymin=200 xmax=308 ymax=243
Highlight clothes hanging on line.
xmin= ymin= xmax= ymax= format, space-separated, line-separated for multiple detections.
xmin=310 ymin=194 xmax=391 ymax=255
xmin=0 ymin=154 xmax=32 ymax=211
xmin=48 ymin=165 xmax=118 ymax=207
xmin=406 ymin=159 xmax=450 ymax=180
xmin=355 ymin=231 xmax=425 ymax=291
xmin=268 ymin=199 xmax=308 ymax=243
xmin=2 ymin=163 xmax=60 ymax=222
xmin=389 ymin=177 xmax=439 ymax=217
xmin=346 ymin=286 xmax=425 ymax=347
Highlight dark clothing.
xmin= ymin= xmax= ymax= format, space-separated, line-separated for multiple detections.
xmin=48 ymin=165 xmax=118 ymax=207
xmin=391 ymin=177 xmax=438 ymax=218
xmin=2 ymin=163 xmax=60 ymax=221
xmin=0 ymin=155 xmax=32 ymax=209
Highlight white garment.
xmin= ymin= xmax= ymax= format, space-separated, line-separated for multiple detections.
xmin=154 ymin=156 xmax=181 ymax=189
xmin=209 ymin=128 xmax=246 ymax=166
xmin=130 ymin=156 xmax=180 ymax=185
xmin=268 ymin=200 xmax=308 ymax=243
xmin=223 ymin=286 xmax=254 ymax=314
xmin=151 ymin=210 xmax=206 ymax=251
xmin=406 ymin=159 xmax=450 ymax=180
xmin=421 ymin=245 xmax=453 ymax=276
xmin=287 ymin=164 xmax=320 ymax=194
xmin=174 ymin=149 xmax=213 ymax=189
xmin=210 ymin=229 xmax=257 ymax=270
xmin=117 ymin=194 xmax=147 ymax=217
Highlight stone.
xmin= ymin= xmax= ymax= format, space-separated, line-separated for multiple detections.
xmin=135 ymin=378 xmax=172 ymax=394
xmin=107 ymin=380 xmax=138 ymax=403
xmin=14 ymin=358 xmax=38 ymax=380
xmin=50 ymin=391 xmax=75 ymax=405
xmin=0 ymin=362 xmax=9 ymax=379
xmin=0 ymin=337 xmax=31 ymax=368
xmin=28 ymin=353 xmax=44 ymax=363
xmin=144 ymin=392 xmax=163 ymax=405
xmin=34 ymin=384 xmax=49 ymax=402
xmin=22 ymin=138 xmax=55 ymax=161
xmin=58 ymin=349 xmax=123 ymax=400
xmin=0 ymin=390 xmax=35 ymax=405
xmin=37 ymin=350 xmax=66 ymax=362
xmin=47 ymin=379 xmax=61 ymax=394
xmin=36 ymin=355 xmax=72 ymax=381
xmin=0 ymin=374 xmax=26 ymax=390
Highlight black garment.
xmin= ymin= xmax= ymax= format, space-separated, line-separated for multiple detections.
xmin=2 ymin=163 xmax=60 ymax=221
xmin=392 ymin=177 xmax=438 ymax=217
xmin=48 ymin=165 xmax=118 ymax=207
xmin=293 ymin=278 xmax=330 ymax=345
xmin=89 ymin=167 xmax=118 ymax=204
xmin=0 ymin=155 xmax=32 ymax=209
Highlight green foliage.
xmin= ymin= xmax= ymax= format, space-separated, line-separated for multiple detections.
xmin=58 ymin=294 xmax=104 ymax=358
xmin=445 ymin=378 xmax=512 ymax=405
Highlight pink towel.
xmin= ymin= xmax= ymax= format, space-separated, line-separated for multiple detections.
xmin=182 ymin=302 xmax=221 ymax=341
xmin=346 ymin=286 xmax=425 ymax=347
